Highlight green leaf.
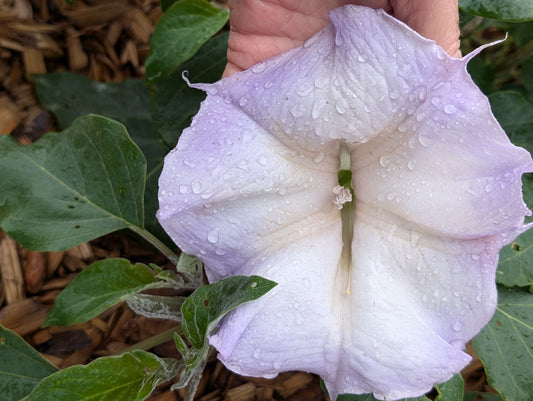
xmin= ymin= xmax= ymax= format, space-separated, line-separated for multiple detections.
xmin=472 ymin=286 xmax=533 ymax=401
xmin=459 ymin=0 xmax=533 ymax=22
xmin=523 ymin=56 xmax=533 ymax=102
xmin=181 ymin=275 xmax=277 ymax=350
xmin=33 ymin=73 xmax=169 ymax=240
xmin=489 ymin=92 xmax=533 ymax=287
xmin=44 ymin=259 xmax=157 ymax=327
xmin=0 ymin=115 xmax=146 ymax=251
xmin=25 ymin=350 xmax=180 ymax=401
xmin=149 ymin=32 xmax=228 ymax=146
xmin=336 ymin=375 xmax=463 ymax=401
xmin=145 ymin=0 xmax=229 ymax=83
xmin=497 ymin=230 xmax=533 ymax=287
xmin=0 ymin=325 xmax=58 ymax=401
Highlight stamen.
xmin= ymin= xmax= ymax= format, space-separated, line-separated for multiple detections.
xmin=333 ymin=185 xmax=353 ymax=209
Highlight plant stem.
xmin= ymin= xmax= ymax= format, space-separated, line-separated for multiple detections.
xmin=129 ymin=225 xmax=179 ymax=266
xmin=117 ymin=325 xmax=182 ymax=355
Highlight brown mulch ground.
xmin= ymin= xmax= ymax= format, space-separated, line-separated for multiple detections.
xmin=0 ymin=1 xmax=497 ymax=400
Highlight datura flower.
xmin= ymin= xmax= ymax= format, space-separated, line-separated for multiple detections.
xmin=158 ymin=5 xmax=532 ymax=400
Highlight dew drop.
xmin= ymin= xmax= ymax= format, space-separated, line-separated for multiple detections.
xmin=191 ymin=181 xmax=202 ymax=194
xmin=264 ymin=81 xmax=274 ymax=89
xmin=207 ymin=229 xmax=219 ymax=244
xmin=443 ymin=104 xmax=457 ymax=115
xmin=379 ymin=155 xmax=390 ymax=167
xmin=257 ymin=155 xmax=268 ymax=166
xmin=312 ymin=151 xmax=325 ymax=163
xmin=179 ymin=184 xmax=189 ymax=194
xmin=251 ymin=62 xmax=266 ymax=73
xmin=417 ymin=131 xmax=433 ymax=147
xmin=357 ymin=54 xmax=367 ymax=63
xmin=452 ymin=320 xmax=463 ymax=332
xmin=389 ymin=90 xmax=401 ymax=100
xmin=407 ymin=159 xmax=416 ymax=170
xmin=238 ymin=96 xmax=248 ymax=107
xmin=252 ymin=348 xmax=261 ymax=359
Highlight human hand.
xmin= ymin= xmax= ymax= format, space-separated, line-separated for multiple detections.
xmin=223 ymin=0 xmax=460 ymax=77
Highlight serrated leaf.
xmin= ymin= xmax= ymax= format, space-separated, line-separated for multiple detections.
xmin=181 ymin=275 xmax=277 ymax=350
xmin=149 ymin=32 xmax=228 ymax=146
xmin=336 ymin=375 xmax=463 ymax=401
xmin=45 ymin=259 xmax=157 ymax=327
xmin=472 ymin=286 xmax=533 ymax=401
xmin=460 ymin=0 xmax=533 ymax=22
xmin=127 ymin=294 xmax=186 ymax=321
xmin=33 ymin=73 xmax=169 ymax=241
xmin=145 ymin=0 xmax=228 ymax=83
xmin=0 ymin=115 xmax=145 ymax=251
xmin=0 ymin=325 xmax=58 ymax=401
xmin=25 ymin=350 xmax=180 ymax=401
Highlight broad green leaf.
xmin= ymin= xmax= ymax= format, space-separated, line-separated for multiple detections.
xmin=0 ymin=115 xmax=146 ymax=251
xmin=0 ymin=325 xmax=58 ymax=401
xmin=464 ymin=393 xmax=502 ymax=401
xmin=145 ymin=0 xmax=229 ymax=83
xmin=149 ymin=32 xmax=228 ymax=146
xmin=33 ymin=73 xmax=169 ymax=240
xmin=489 ymin=92 xmax=533 ymax=286
xmin=472 ymin=286 xmax=533 ymax=401
xmin=337 ymin=374 xmax=463 ymax=401
xmin=44 ymin=259 xmax=157 ymax=327
xmin=126 ymin=294 xmax=186 ymax=321
xmin=497 ymin=230 xmax=533 ymax=287
xmin=459 ymin=0 xmax=533 ymax=22
xmin=181 ymin=275 xmax=277 ymax=350
xmin=25 ymin=350 xmax=180 ymax=401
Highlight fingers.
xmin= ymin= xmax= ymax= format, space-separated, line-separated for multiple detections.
xmin=391 ymin=0 xmax=461 ymax=57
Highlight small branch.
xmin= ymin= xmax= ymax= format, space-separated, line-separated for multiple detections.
xmin=116 ymin=325 xmax=182 ymax=355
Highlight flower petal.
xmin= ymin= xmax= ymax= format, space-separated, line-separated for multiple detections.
xmin=157 ymin=95 xmax=339 ymax=280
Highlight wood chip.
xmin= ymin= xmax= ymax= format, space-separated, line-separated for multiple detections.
xmin=277 ymin=373 xmax=313 ymax=398
xmin=46 ymin=251 xmax=64 ymax=277
xmin=24 ymin=251 xmax=46 ymax=293
xmin=63 ymin=3 xmax=128 ymax=27
xmin=123 ymin=8 xmax=153 ymax=44
xmin=22 ymin=46 xmax=46 ymax=74
xmin=0 ymin=96 xmax=20 ymax=135
xmin=0 ymin=236 xmax=25 ymax=304
xmin=65 ymin=242 xmax=94 ymax=260
xmin=66 ymin=26 xmax=88 ymax=71
xmin=225 ymin=383 xmax=256 ymax=401
xmin=0 ymin=297 xmax=50 ymax=336
xmin=14 ymin=0 xmax=33 ymax=20
xmin=148 ymin=391 xmax=178 ymax=401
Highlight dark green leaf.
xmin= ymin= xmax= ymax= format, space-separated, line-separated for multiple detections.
xmin=181 ymin=275 xmax=277 ymax=350
xmin=472 ymin=286 xmax=533 ymax=401
xmin=44 ymin=259 xmax=157 ymax=327
xmin=497 ymin=230 xmax=533 ymax=287
xmin=489 ymin=92 xmax=533 ymax=286
xmin=523 ymin=56 xmax=533 ymax=102
xmin=33 ymin=73 xmax=169 ymax=240
xmin=0 ymin=325 xmax=58 ymax=401
xmin=160 ymin=0 xmax=178 ymax=12
xmin=459 ymin=0 xmax=533 ymax=22
xmin=25 ymin=350 xmax=180 ymax=401
xmin=0 ymin=115 xmax=146 ymax=251
xmin=145 ymin=0 xmax=228 ymax=83
xmin=149 ymin=32 xmax=227 ymax=146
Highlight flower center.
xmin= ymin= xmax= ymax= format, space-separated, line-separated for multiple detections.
xmin=337 ymin=146 xmax=355 ymax=295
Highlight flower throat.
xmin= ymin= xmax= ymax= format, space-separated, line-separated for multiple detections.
xmin=337 ymin=146 xmax=355 ymax=295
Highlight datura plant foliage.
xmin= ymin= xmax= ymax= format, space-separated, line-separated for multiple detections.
xmin=0 ymin=1 xmax=533 ymax=401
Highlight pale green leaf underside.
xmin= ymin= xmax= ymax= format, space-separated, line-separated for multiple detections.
xmin=459 ymin=0 xmax=533 ymax=22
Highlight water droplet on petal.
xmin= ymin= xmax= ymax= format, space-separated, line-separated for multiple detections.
xmin=191 ymin=181 xmax=202 ymax=194
xmin=207 ymin=229 xmax=219 ymax=244
xmin=251 ymin=62 xmax=266 ymax=73
xmin=179 ymin=185 xmax=189 ymax=194
xmin=238 ymin=96 xmax=248 ymax=107
xmin=417 ymin=131 xmax=433 ymax=147
xmin=443 ymin=104 xmax=457 ymax=114
xmin=389 ymin=90 xmax=401 ymax=100
xmin=407 ymin=159 xmax=416 ymax=170
xmin=312 ymin=151 xmax=325 ymax=163
xmin=264 ymin=81 xmax=274 ymax=89
xmin=452 ymin=320 xmax=463 ymax=332
xmin=257 ymin=155 xmax=268 ymax=166
xmin=357 ymin=54 xmax=367 ymax=63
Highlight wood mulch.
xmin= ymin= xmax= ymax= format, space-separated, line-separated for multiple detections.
xmin=0 ymin=1 xmax=497 ymax=400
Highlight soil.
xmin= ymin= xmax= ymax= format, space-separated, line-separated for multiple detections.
xmin=0 ymin=1 xmax=497 ymax=400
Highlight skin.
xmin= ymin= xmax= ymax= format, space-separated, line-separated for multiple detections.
xmin=223 ymin=0 xmax=461 ymax=77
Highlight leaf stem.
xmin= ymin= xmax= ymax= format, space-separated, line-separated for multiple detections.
xmin=129 ymin=225 xmax=179 ymax=266
xmin=117 ymin=325 xmax=182 ymax=355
